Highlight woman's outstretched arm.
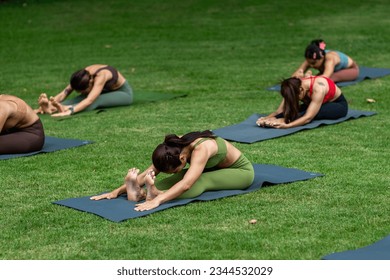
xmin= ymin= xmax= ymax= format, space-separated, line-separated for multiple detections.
xmin=134 ymin=147 xmax=209 ymax=211
xmin=256 ymin=99 xmax=285 ymax=126
xmin=292 ymin=60 xmax=309 ymax=77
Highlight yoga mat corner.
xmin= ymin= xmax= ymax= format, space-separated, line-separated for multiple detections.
xmin=322 ymin=234 xmax=390 ymax=260
xmin=0 ymin=136 xmax=93 ymax=160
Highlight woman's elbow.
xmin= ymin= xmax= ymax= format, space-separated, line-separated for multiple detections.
xmin=83 ymin=99 xmax=95 ymax=107
xmin=301 ymin=115 xmax=314 ymax=124
xmin=181 ymin=182 xmax=193 ymax=192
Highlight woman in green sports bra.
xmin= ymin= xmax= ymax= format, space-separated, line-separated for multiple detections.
xmin=90 ymin=130 xmax=254 ymax=211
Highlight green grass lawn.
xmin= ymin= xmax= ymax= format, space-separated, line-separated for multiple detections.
xmin=0 ymin=0 xmax=389 ymax=260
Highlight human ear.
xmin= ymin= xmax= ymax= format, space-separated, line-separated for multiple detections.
xmin=179 ymin=154 xmax=186 ymax=163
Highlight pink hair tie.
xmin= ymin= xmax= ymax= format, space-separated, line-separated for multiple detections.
xmin=313 ymin=52 xmax=317 ymax=59
xmin=319 ymin=42 xmax=326 ymax=50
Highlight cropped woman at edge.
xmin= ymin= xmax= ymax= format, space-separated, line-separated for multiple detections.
xmin=1 ymin=94 xmax=45 ymax=154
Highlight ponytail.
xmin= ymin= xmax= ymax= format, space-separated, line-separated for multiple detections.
xmin=304 ymin=39 xmax=326 ymax=60
xmin=280 ymin=78 xmax=301 ymax=123
xmin=164 ymin=130 xmax=215 ymax=148
xmin=70 ymin=69 xmax=91 ymax=91
xmin=152 ymin=130 xmax=215 ymax=172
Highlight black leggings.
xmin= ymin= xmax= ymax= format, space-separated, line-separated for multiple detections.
xmin=306 ymin=94 xmax=348 ymax=120
xmin=277 ymin=94 xmax=348 ymax=120
xmin=0 ymin=119 xmax=45 ymax=154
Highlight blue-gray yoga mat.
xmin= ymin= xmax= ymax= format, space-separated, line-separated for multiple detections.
xmin=322 ymin=235 xmax=390 ymax=260
xmin=0 ymin=136 xmax=93 ymax=160
xmin=212 ymin=109 xmax=376 ymax=144
xmin=53 ymin=163 xmax=323 ymax=222
xmin=133 ymin=91 xmax=187 ymax=104
xmin=266 ymin=66 xmax=390 ymax=91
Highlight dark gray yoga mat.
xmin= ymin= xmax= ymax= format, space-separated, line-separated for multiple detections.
xmin=0 ymin=136 xmax=93 ymax=160
xmin=212 ymin=109 xmax=376 ymax=144
xmin=266 ymin=66 xmax=390 ymax=91
xmin=133 ymin=91 xmax=187 ymax=104
xmin=322 ymin=235 xmax=390 ymax=260
xmin=53 ymin=163 xmax=323 ymax=222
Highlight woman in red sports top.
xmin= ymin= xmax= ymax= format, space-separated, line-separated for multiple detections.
xmin=256 ymin=75 xmax=348 ymax=129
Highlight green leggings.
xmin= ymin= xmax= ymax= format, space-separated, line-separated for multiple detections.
xmin=155 ymin=154 xmax=255 ymax=199
xmin=62 ymin=81 xmax=133 ymax=111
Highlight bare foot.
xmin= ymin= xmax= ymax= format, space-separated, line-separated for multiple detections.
xmin=50 ymin=97 xmax=67 ymax=113
xmin=257 ymin=117 xmax=277 ymax=127
xmin=38 ymin=93 xmax=57 ymax=114
xmin=296 ymin=69 xmax=304 ymax=78
xmin=34 ymin=107 xmax=44 ymax=114
xmin=145 ymin=170 xmax=162 ymax=201
xmin=304 ymin=70 xmax=313 ymax=78
xmin=265 ymin=117 xmax=286 ymax=128
xmin=125 ymin=168 xmax=146 ymax=201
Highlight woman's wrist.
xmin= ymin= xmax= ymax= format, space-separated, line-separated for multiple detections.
xmin=64 ymin=87 xmax=72 ymax=96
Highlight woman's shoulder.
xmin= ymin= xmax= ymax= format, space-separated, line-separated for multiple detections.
xmin=311 ymin=77 xmax=331 ymax=94
xmin=325 ymin=50 xmax=340 ymax=58
xmin=192 ymin=137 xmax=209 ymax=147
xmin=313 ymin=75 xmax=329 ymax=84
xmin=192 ymin=137 xmax=218 ymax=151
xmin=0 ymin=94 xmax=22 ymax=103
xmin=86 ymin=64 xmax=109 ymax=73
xmin=326 ymin=50 xmax=350 ymax=60
xmin=191 ymin=138 xmax=219 ymax=160
xmin=88 ymin=64 xmax=108 ymax=68
xmin=0 ymin=95 xmax=18 ymax=113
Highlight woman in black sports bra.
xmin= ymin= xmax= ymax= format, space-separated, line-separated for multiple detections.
xmin=35 ymin=64 xmax=133 ymax=117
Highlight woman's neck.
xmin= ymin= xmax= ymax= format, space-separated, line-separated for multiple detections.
xmin=301 ymin=78 xmax=311 ymax=93
xmin=181 ymin=146 xmax=192 ymax=163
